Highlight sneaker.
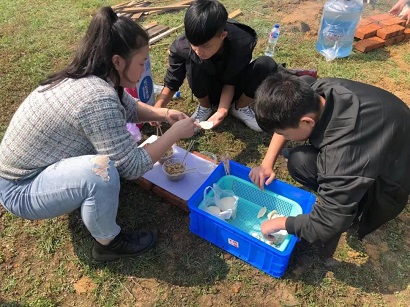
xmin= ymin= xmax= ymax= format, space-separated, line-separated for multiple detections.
xmin=92 ymin=229 xmax=157 ymax=262
xmin=229 ymin=104 xmax=262 ymax=132
xmin=191 ymin=105 xmax=213 ymax=122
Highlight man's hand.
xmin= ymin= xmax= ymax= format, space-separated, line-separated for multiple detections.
xmin=249 ymin=165 xmax=276 ymax=190
xmin=260 ymin=217 xmax=287 ymax=241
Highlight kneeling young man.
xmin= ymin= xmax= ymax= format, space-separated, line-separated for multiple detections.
xmin=154 ymin=0 xmax=278 ymax=132
xmin=250 ymin=74 xmax=410 ymax=256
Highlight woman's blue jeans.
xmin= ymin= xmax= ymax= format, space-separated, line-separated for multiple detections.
xmin=0 ymin=155 xmax=121 ymax=240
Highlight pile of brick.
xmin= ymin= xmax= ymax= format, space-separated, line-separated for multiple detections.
xmin=354 ymin=13 xmax=410 ymax=53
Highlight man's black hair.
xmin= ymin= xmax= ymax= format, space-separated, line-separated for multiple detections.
xmin=184 ymin=0 xmax=228 ymax=46
xmin=254 ymin=73 xmax=321 ymax=134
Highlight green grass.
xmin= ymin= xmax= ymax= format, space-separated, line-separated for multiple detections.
xmin=1 ymin=0 xmax=409 ymax=306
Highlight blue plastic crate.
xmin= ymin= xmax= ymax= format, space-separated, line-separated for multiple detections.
xmin=199 ymin=175 xmax=303 ymax=252
xmin=188 ymin=160 xmax=316 ymax=278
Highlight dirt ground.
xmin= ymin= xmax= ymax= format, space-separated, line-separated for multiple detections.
xmin=1 ymin=0 xmax=409 ymax=306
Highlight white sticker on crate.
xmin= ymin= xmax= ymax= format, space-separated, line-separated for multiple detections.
xmin=228 ymin=238 xmax=239 ymax=248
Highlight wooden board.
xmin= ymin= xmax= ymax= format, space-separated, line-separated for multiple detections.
xmin=149 ymin=24 xmax=184 ymax=45
xmin=148 ymin=0 xmax=193 ymax=15
xmin=228 ymin=9 xmax=242 ymax=19
xmin=147 ymin=25 xmax=170 ymax=38
xmin=131 ymin=12 xmax=143 ymax=20
xmin=142 ymin=21 xmax=159 ymax=31
xmin=113 ymin=1 xmax=148 ymax=10
xmin=112 ymin=1 xmax=137 ymax=10
xmin=122 ymin=5 xmax=189 ymax=13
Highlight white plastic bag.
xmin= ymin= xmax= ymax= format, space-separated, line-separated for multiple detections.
xmin=202 ymin=184 xmax=239 ymax=220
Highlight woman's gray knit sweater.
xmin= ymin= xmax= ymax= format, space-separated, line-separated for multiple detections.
xmin=0 ymin=76 xmax=153 ymax=181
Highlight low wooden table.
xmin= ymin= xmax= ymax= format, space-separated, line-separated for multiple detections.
xmin=131 ymin=151 xmax=214 ymax=213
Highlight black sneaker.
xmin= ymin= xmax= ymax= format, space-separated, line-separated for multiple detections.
xmin=92 ymin=229 xmax=157 ymax=262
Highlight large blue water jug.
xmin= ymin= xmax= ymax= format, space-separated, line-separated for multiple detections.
xmin=316 ymin=0 xmax=363 ymax=61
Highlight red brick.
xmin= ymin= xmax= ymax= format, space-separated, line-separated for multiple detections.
xmin=354 ymin=36 xmax=385 ymax=53
xmin=357 ymin=18 xmax=374 ymax=27
xmin=369 ymin=13 xmax=395 ymax=24
xmin=355 ymin=23 xmax=382 ymax=39
xmin=385 ymin=34 xmax=405 ymax=46
xmin=379 ymin=17 xmax=407 ymax=27
xmin=404 ymin=28 xmax=410 ymax=40
xmin=376 ymin=24 xmax=405 ymax=39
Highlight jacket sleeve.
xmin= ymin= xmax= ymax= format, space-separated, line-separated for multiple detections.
xmin=285 ymin=145 xmax=375 ymax=244
xmin=164 ymin=39 xmax=187 ymax=91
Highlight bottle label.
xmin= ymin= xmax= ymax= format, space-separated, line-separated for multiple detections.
xmin=322 ymin=24 xmax=344 ymax=41
xmin=138 ymin=75 xmax=154 ymax=103
xmin=136 ymin=56 xmax=155 ymax=105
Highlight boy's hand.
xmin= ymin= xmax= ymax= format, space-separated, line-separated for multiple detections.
xmin=249 ymin=165 xmax=276 ymax=190
xmin=208 ymin=109 xmax=228 ymax=127
xmin=260 ymin=217 xmax=287 ymax=241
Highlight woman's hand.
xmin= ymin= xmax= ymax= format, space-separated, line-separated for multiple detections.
xmin=166 ymin=109 xmax=189 ymax=125
xmin=168 ymin=117 xmax=200 ymax=139
xmin=249 ymin=165 xmax=276 ymax=190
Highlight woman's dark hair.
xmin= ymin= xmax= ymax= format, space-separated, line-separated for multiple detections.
xmin=40 ymin=6 xmax=149 ymax=92
xmin=184 ymin=0 xmax=228 ymax=46
xmin=254 ymin=73 xmax=321 ymax=134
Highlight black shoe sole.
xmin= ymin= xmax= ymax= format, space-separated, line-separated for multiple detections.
xmin=92 ymin=230 xmax=158 ymax=262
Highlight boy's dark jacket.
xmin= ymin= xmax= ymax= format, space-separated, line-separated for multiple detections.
xmin=164 ymin=20 xmax=257 ymax=90
xmin=285 ymin=78 xmax=410 ymax=243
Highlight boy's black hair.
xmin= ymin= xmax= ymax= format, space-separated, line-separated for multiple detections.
xmin=184 ymin=0 xmax=228 ymax=46
xmin=254 ymin=73 xmax=321 ymax=134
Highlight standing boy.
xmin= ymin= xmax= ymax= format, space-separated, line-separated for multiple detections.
xmin=250 ymin=74 xmax=410 ymax=256
xmin=154 ymin=0 xmax=278 ymax=132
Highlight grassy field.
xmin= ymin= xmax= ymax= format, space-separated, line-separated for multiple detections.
xmin=1 ymin=0 xmax=409 ymax=306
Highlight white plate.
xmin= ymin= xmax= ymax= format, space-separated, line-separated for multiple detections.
xmin=199 ymin=121 xmax=214 ymax=129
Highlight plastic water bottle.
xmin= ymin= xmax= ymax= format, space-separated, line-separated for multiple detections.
xmin=265 ymin=24 xmax=280 ymax=57
xmin=316 ymin=0 xmax=363 ymax=61
xmin=153 ymin=84 xmax=181 ymax=99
